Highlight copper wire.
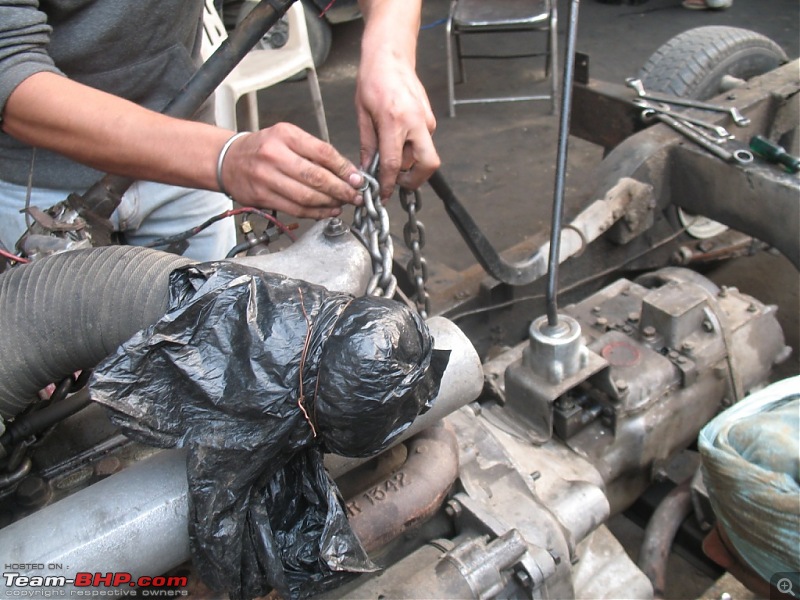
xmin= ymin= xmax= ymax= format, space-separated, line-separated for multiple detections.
xmin=296 ymin=288 xmax=318 ymax=437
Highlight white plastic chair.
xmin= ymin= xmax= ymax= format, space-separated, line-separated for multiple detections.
xmin=201 ymin=0 xmax=330 ymax=140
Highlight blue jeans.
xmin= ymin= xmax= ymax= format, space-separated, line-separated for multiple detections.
xmin=0 ymin=179 xmax=236 ymax=262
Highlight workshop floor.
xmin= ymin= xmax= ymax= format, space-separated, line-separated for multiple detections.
xmin=254 ymin=1 xmax=799 ymax=598
xmin=262 ymin=0 xmax=799 ymax=376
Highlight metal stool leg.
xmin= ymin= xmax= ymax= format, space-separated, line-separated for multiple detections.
xmin=446 ymin=13 xmax=457 ymax=117
xmin=306 ymin=67 xmax=330 ymax=142
xmin=549 ymin=3 xmax=559 ymax=114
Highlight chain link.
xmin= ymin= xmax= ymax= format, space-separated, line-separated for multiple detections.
xmin=351 ymin=155 xmax=430 ymax=318
xmin=352 ymin=159 xmax=397 ymax=299
xmin=399 ymin=188 xmax=431 ymax=319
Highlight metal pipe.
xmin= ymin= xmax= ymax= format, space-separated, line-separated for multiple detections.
xmin=347 ymin=421 xmax=460 ymax=553
xmin=428 ymin=170 xmax=544 ymax=286
xmin=327 ymin=315 xmax=483 ymax=478
xmin=637 ymin=478 xmax=694 ymax=600
xmin=545 ymin=0 xmax=581 ymax=328
xmin=426 ymin=172 xmax=640 ymax=288
xmin=0 ymin=318 xmax=483 ymax=589
xmin=0 ymin=449 xmax=191 ymax=587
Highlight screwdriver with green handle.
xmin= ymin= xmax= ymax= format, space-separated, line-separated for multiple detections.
xmin=749 ymin=135 xmax=800 ymax=174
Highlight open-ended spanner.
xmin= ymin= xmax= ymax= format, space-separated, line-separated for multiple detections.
xmin=644 ymin=110 xmax=754 ymax=164
xmin=626 ymin=77 xmax=751 ymax=127
xmin=633 ymin=99 xmax=734 ymax=141
xmin=640 ymin=108 xmax=730 ymax=145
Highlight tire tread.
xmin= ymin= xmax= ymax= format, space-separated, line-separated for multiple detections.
xmin=638 ymin=26 xmax=787 ymax=99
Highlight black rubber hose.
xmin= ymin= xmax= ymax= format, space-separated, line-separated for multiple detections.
xmin=0 ymin=246 xmax=192 ymax=419
xmin=0 ymin=388 xmax=91 ymax=450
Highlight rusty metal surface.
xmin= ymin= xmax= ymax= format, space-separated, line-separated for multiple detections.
xmin=572 ymin=59 xmax=800 ymax=155
xmin=637 ymin=478 xmax=694 ymax=600
xmin=572 ymin=78 xmax=648 ymax=151
xmin=589 ymin=59 xmax=800 ymax=198
xmin=670 ymin=144 xmax=800 ymax=268
xmin=346 ymin=421 xmax=460 ymax=553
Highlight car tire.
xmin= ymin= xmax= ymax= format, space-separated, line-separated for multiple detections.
xmin=638 ymin=26 xmax=787 ymax=100
xmin=235 ymin=0 xmax=333 ymax=80
xmin=301 ymin=0 xmax=333 ymax=71
xmin=639 ymin=27 xmax=787 ymax=239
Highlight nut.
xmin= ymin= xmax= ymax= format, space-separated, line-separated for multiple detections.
xmin=323 ymin=217 xmax=347 ymax=238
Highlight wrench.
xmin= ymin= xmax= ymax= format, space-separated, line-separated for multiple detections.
xmin=626 ymin=77 xmax=751 ymax=127
xmin=634 ymin=99 xmax=734 ymax=141
xmin=645 ymin=110 xmax=754 ymax=165
xmin=673 ymin=118 xmax=731 ymax=146
xmin=640 ymin=108 xmax=730 ymax=145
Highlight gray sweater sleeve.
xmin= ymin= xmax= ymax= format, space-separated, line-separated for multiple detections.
xmin=0 ymin=0 xmax=65 ymax=118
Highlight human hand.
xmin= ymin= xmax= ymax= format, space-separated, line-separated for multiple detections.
xmin=219 ymin=123 xmax=364 ymax=219
xmin=356 ymin=52 xmax=440 ymax=199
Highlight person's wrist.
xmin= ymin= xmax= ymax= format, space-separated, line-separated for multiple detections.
xmin=216 ymin=131 xmax=249 ymax=198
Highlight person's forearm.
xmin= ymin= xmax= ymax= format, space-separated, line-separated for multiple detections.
xmin=354 ymin=0 xmax=438 ymax=196
xmin=2 ymin=72 xmax=231 ymax=191
xmin=2 ymin=71 xmax=364 ymax=219
xmin=358 ymin=0 xmax=421 ymax=67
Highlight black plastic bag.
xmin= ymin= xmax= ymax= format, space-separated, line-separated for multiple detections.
xmin=90 ymin=261 xmax=449 ymax=599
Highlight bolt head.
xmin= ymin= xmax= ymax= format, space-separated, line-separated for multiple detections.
xmin=547 ymin=549 xmax=562 ymax=565
xmin=445 ymin=499 xmax=462 ymax=519
xmin=323 ymin=217 xmax=347 ymax=238
xmin=95 ymin=456 xmax=122 ymax=477
xmin=16 ymin=476 xmax=52 ymax=508
xmin=515 ymin=570 xmax=532 ymax=588
xmin=698 ymin=240 xmax=714 ymax=252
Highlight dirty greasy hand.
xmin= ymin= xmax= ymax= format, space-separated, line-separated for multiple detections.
xmin=356 ymin=53 xmax=440 ymax=200
xmin=219 ymin=123 xmax=364 ymax=219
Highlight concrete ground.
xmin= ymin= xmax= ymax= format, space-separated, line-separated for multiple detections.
xmin=252 ymin=1 xmax=798 ymax=597
xmin=261 ymin=0 xmax=799 ymax=378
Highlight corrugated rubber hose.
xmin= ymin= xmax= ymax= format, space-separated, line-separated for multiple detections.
xmin=0 ymin=246 xmax=192 ymax=419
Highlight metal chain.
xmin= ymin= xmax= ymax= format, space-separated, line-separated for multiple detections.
xmin=351 ymin=155 xmax=430 ymax=318
xmin=353 ymin=156 xmax=397 ymax=299
xmin=399 ymin=188 xmax=430 ymax=319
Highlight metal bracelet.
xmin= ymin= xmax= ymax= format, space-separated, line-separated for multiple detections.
xmin=215 ymin=132 xmax=249 ymax=198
